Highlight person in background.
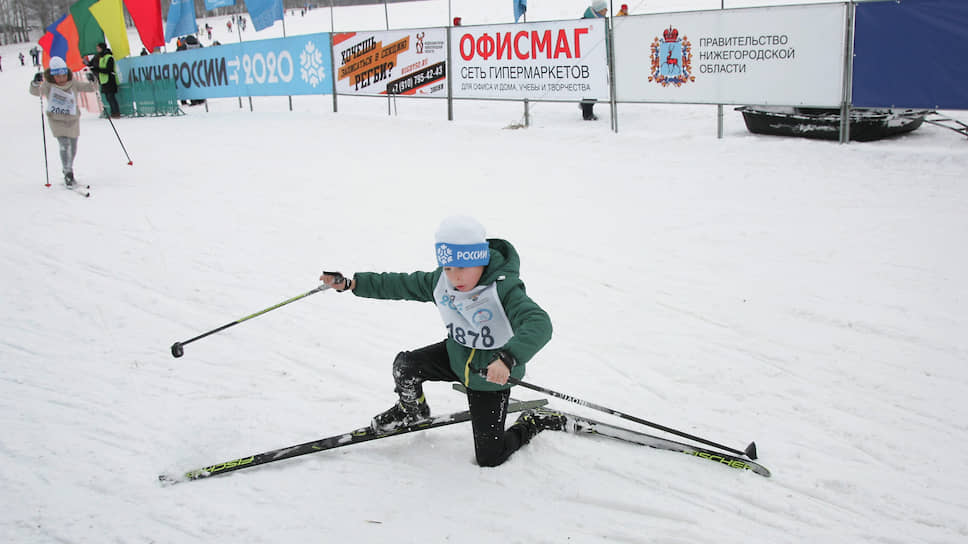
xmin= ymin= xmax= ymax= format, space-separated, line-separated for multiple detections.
xmin=20 ymin=52 xmax=26 ymax=65
xmin=583 ymin=0 xmax=608 ymax=19
xmin=176 ymin=36 xmax=206 ymax=107
xmin=579 ymin=1 xmax=608 ymax=121
xmin=29 ymin=56 xmax=97 ymax=187
xmin=87 ymin=42 xmax=120 ymax=119
xmin=617 ymin=4 xmax=629 ymax=16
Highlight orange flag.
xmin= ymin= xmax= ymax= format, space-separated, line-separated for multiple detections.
xmin=55 ymin=15 xmax=86 ymax=71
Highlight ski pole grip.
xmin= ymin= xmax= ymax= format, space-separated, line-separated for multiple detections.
xmin=322 ymin=271 xmax=351 ymax=292
xmin=322 ymin=271 xmax=344 ymax=282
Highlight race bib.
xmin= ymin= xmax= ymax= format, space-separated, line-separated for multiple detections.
xmin=47 ymin=87 xmax=77 ymax=116
xmin=434 ymin=275 xmax=514 ymax=350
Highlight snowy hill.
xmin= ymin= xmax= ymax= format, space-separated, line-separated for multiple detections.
xmin=2 ymin=1 xmax=967 ymax=543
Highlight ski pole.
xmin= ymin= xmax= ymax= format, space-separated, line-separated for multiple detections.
xmin=93 ymin=85 xmax=134 ymax=165
xmin=37 ymin=74 xmax=51 ymax=187
xmin=503 ymin=375 xmax=758 ymax=459
xmin=171 ymin=280 xmax=338 ymax=358
xmin=106 ymin=114 xmax=133 ymax=165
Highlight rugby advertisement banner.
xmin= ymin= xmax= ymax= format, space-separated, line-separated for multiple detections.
xmin=613 ymin=4 xmax=847 ymax=106
xmin=333 ymin=29 xmax=447 ymax=96
xmin=117 ymin=33 xmax=333 ymax=100
xmin=451 ymin=19 xmax=609 ymax=101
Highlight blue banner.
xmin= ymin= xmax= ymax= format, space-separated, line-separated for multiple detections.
xmin=203 ymin=0 xmax=236 ymax=10
xmin=244 ymin=0 xmax=284 ymax=32
xmin=165 ymin=0 xmax=198 ymax=42
xmin=117 ymin=33 xmax=333 ymax=99
xmin=853 ymin=0 xmax=968 ymax=109
xmin=514 ymin=0 xmax=527 ymax=23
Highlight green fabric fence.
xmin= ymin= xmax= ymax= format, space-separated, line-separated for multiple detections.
xmin=103 ymin=79 xmax=183 ymax=117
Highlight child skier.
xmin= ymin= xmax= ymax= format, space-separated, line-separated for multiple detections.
xmin=29 ymin=56 xmax=96 ymax=187
xmin=320 ymin=216 xmax=563 ymax=467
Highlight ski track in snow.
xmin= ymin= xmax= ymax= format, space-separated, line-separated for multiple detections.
xmin=3 ymin=1 xmax=968 ymax=542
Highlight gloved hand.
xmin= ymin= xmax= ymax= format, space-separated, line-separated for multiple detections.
xmin=33 ymin=72 xmax=43 ymax=83
xmin=319 ymin=271 xmax=353 ymax=292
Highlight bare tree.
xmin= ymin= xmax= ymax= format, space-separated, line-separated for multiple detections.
xmin=0 ymin=0 xmax=10 ymax=45
xmin=0 ymin=0 xmax=32 ymax=45
xmin=27 ymin=0 xmax=73 ymax=31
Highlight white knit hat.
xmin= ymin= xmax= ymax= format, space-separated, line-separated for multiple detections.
xmin=434 ymin=216 xmax=490 ymax=267
xmin=592 ymin=0 xmax=608 ymax=12
xmin=49 ymin=56 xmax=69 ymax=75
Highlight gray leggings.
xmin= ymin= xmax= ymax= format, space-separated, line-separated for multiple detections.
xmin=56 ymin=136 xmax=78 ymax=175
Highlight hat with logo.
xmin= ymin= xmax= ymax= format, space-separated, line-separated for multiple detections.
xmin=434 ymin=216 xmax=490 ymax=268
xmin=49 ymin=56 xmax=69 ymax=76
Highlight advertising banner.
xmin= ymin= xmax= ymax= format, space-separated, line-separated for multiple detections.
xmin=450 ymin=19 xmax=609 ymax=101
xmin=613 ymin=4 xmax=846 ymax=106
xmin=117 ymin=33 xmax=333 ymax=100
xmin=853 ymin=0 xmax=968 ymax=109
xmin=333 ymin=28 xmax=447 ymax=96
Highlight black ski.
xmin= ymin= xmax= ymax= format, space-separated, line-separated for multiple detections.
xmin=566 ymin=412 xmax=772 ymax=477
xmin=159 ymin=398 xmax=548 ymax=485
xmin=448 ymin=384 xmax=769 ymax=477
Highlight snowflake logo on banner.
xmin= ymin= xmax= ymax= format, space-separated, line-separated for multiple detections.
xmin=437 ymin=244 xmax=453 ymax=265
xmin=300 ymin=41 xmax=326 ymax=87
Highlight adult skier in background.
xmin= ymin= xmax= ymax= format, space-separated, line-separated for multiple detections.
xmin=29 ymin=56 xmax=96 ymax=186
xmin=320 ymin=216 xmax=563 ymax=467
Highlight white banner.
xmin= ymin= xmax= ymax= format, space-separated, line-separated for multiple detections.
xmin=334 ymin=28 xmax=447 ymax=96
xmin=613 ymin=4 xmax=847 ymax=106
xmin=451 ymin=19 xmax=609 ymax=101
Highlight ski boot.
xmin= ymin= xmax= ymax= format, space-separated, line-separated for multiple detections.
xmin=513 ymin=408 xmax=568 ymax=441
xmin=371 ymin=397 xmax=431 ymax=432
xmin=64 ymin=172 xmax=75 ymax=187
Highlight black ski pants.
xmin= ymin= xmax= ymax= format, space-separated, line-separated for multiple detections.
xmin=392 ymin=340 xmax=532 ymax=467
xmin=103 ymin=90 xmax=120 ymax=117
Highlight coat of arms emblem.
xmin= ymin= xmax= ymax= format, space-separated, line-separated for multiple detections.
xmin=649 ymin=26 xmax=694 ymax=87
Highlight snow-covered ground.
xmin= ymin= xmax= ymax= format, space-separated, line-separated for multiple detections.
xmin=2 ymin=1 xmax=967 ymax=543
